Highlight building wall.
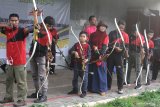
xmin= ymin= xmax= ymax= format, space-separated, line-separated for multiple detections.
xmin=69 ymin=0 xmax=160 ymax=47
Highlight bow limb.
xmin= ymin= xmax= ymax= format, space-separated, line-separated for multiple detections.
xmin=40 ymin=13 xmax=51 ymax=45
xmin=56 ymin=44 xmax=70 ymax=67
xmin=115 ymin=18 xmax=128 ymax=53
xmin=25 ymin=42 xmax=38 ymax=67
xmin=144 ymin=29 xmax=149 ymax=49
xmin=136 ymin=24 xmax=144 ymax=60
xmin=115 ymin=18 xmax=124 ymax=42
xmin=136 ymin=24 xmax=143 ymax=47
xmin=88 ymin=38 xmax=118 ymax=64
xmin=144 ymin=29 xmax=150 ymax=84
xmin=33 ymin=0 xmax=38 ymax=10
xmin=25 ymin=0 xmax=39 ymax=67
xmin=70 ymin=26 xmax=83 ymax=51
xmin=49 ymin=27 xmax=70 ymax=68
xmin=40 ymin=12 xmax=52 ymax=69
xmin=135 ymin=24 xmax=144 ymax=86
xmin=47 ymin=27 xmax=71 ymax=68
xmin=100 ymin=40 xmax=118 ymax=62
xmin=36 ymin=11 xmax=53 ymax=99
xmin=40 ymin=12 xmax=52 ymax=68
xmin=71 ymin=26 xmax=86 ymax=69
xmin=115 ymin=18 xmax=128 ymax=85
xmin=70 ymin=26 xmax=84 ymax=64
xmin=70 ymin=26 xmax=85 ymax=94
xmin=106 ymin=40 xmax=118 ymax=58
xmin=41 ymin=14 xmax=70 ymax=70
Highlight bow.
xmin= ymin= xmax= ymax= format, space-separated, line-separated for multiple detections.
xmin=34 ymin=13 xmax=53 ymax=99
xmin=40 ymin=13 xmax=51 ymax=45
xmin=40 ymin=12 xmax=53 ymax=71
xmin=135 ymin=24 xmax=144 ymax=86
xmin=88 ymin=40 xmax=118 ymax=64
xmin=25 ymin=0 xmax=38 ymax=67
xmin=36 ymin=62 xmax=83 ymax=72
xmin=144 ymin=29 xmax=150 ymax=84
xmin=48 ymin=27 xmax=70 ymax=69
xmin=70 ymin=26 xmax=86 ymax=94
xmin=55 ymin=43 xmax=70 ymax=68
xmin=115 ymin=18 xmax=128 ymax=85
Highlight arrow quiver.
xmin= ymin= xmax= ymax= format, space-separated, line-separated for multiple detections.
xmin=81 ymin=56 xmax=86 ymax=72
xmin=80 ymin=49 xmax=86 ymax=72
xmin=46 ymin=45 xmax=54 ymax=63
xmin=140 ymin=48 xmax=145 ymax=65
xmin=33 ymin=10 xmax=39 ymax=42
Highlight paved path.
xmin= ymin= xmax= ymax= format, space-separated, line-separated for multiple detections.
xmin=0 ymin=69 xmax=160 ymax=107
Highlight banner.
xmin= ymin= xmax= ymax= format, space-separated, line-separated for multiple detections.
xmin=0 ymin=0 xmax=70 ymax=68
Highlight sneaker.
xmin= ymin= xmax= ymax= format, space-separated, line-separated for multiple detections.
xmin=34 ymin=95 xmax=47 ymax=103
xmin=118 ymin=89 xmax=123 ymax=94
xmin=99 ymin=92 xmax=106 ymax=96
xmin=27 ymin=92 xmax=42 ymax=98
xmin=123 ymin=82 xmax=127 ymax=86
xmin=67 ymin=90 xmax=78 ymax=94
xmin=0 ymin=98 xmax=14 ymax=103
xmin=135 ymin=85 xmax=142 ymax=89
xmin=49 ymin=71 xmax=56 ymax=75
xmin=13 ymin=100 xmax=26 ymax=107
xmin=80 ymin=93 xmax=86 ymax=98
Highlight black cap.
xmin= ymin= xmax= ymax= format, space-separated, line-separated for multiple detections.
xmin=44 ymin=16 xmax=55 ymax=26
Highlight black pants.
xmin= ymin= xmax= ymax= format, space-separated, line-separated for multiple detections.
xmin=50 ymin=46 xmax=56 ymax=73
xmin=107 ymin=52 xmax=124 ymax=90
xmin=88 ymin=64 xmax=94 ymax=92
xmin=152 ymin=60 xmax=160 ymax=80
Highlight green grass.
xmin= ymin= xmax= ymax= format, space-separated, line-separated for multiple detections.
xmin=28 ymin=90 xmax=160 ymax=107
xmin=95 ymin=90 xmax=160 ymax=107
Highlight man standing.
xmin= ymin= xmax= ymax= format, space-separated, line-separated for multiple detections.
xmin=143 ymin=30 xmax=154 ymax=85
xmin=152 ymin=37 xmax=160 ymax=81
xmin=0 ymin=13 xmax=29 ymax=107
xmin=83 ymin=15 xmax=97 ymax=40
xmin=107 ymin=20 xmax=129 ymax=94
xmin=27 ymin=10 xmax=53 ymax=103
xmin=127 ymin=25 xmax=145 ymax=89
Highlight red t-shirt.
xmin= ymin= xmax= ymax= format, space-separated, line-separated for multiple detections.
xmin=50 ymin=28 xmax=58 ymax=41
xmin=130 ymin=34 xmax=145 ymax=47
xmin=37 ymin=30 xmax=52 ymax=46
xmin=148 ymin=39 xmax=154 ymax=49
xmin=3 ymin=27 xmax=28 ymax=65
xmin=84 ymin=25 xmax=97 ymax=40
xmin=109 ymin=30 xmax=129 ymax=45
xmin=74 ymin=43 xmax=90 ymax=59
xmin=121 ymin=31 xmax=129 ymax=44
